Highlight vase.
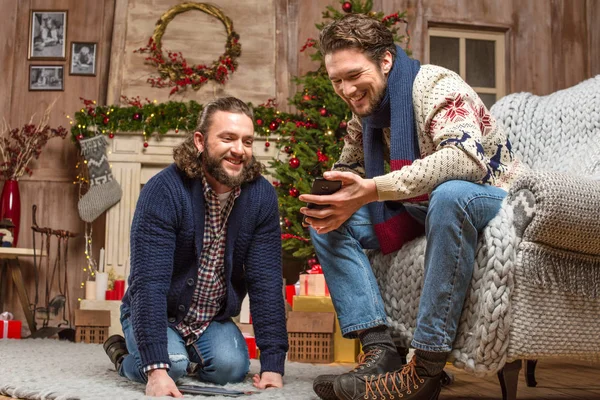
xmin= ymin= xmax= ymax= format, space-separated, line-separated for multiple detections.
xmin=0 ymin=179 xmax=21 ymax=246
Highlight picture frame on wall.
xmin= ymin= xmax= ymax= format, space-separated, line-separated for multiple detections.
xmin=28 ymin=10 xmax=68 ymax=60
xmin=29 ymin=65 xmax=64 ymax=91
xmin=70 ymin=42 xmax=97 ymax=76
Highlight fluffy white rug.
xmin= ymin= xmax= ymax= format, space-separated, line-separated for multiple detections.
xmin=0 ymin=339 xmax=349 ymax=400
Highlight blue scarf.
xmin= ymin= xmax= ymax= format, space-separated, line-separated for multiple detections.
xmin=361 ymin=46 xmax=425 ymax=254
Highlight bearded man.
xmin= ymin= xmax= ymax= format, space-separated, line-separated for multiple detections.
xmin=103 ymin=97 xmax=288 ymax=397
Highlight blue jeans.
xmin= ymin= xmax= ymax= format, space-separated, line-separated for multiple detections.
xmin=119 ymin=306 xmax=250 ymax=385
xmin=310 ymin=180 xmax=507 ymax=352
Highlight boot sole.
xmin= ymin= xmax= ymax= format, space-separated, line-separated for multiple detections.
xmin=313 ymin=377 xmax=338 ymax=400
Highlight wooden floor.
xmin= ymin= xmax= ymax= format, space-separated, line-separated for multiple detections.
xmin=1 ymin=358 xmax=599 ymax=399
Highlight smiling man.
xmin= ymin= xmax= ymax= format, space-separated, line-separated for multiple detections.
xmin=103 ymin=97 xmax=288 ymax=397
xmin=300 ymin=14 xmax=528 ymax=400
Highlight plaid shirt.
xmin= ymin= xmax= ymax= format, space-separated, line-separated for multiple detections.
xmin=144 ymin=173 xmax=240 ymax=373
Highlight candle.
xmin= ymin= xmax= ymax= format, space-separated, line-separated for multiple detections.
xmin=114 ymin=280 xmax=125 ymax=300
xmin=98 ymin=248 xmax=105 ymax=273
xmin=95 ymin=272 xmax=108 ymax=301
xmin=85 ymin=281 xmax=97 ymax=300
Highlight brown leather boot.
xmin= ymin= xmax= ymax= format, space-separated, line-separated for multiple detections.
xmin=313 ymin=345 xmax=405 ymax=400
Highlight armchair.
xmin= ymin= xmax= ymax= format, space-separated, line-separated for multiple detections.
xmin=370 ymin=75 xmax=600 ymax=399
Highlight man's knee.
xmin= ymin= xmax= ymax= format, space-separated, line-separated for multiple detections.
xmin=167 ymin=352 xmax=190 ymax=381
xmin=202 ymin=351 xmax=249 ymax=385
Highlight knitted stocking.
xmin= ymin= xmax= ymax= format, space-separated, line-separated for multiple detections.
xmin=78 ymin=135 xmax=122 ymax=222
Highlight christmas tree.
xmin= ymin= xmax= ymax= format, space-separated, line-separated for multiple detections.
xmin=253 ymin=0 xmax=411 ymax=269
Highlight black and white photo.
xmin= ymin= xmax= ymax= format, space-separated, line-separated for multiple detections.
xmin=70 ymin=42 xmax=97 ymax=75
xmin=28 ymin=11 xmax=67 ymax=60
xmin=29 ymin=65 xmax=64 ymax=91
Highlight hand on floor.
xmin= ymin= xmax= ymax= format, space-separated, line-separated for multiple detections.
xmin=252 ymin=371 xmax=283 ymax=389
xmin=146 ymin=369 xmax=183 ymax=397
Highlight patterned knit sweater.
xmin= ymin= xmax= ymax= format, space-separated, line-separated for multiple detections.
xmin=122 ymin=164 xmax=288 ymax=375
xmin=335 ymin=65 xmax=529 ymax=200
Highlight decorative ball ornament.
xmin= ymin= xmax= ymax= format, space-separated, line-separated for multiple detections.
xmin=289 ymin=187 xmax=300 ymax=197
xmin=339 ymin=120 xmax=347 ymax=129
xmin=108 ymin=133 xmax=115 ymax=139
xmin=269 ymin=121 xmax=279 ymax=131
xmin=289 ymin=157 xmax=300 ymax=169
xmin=320 ymin=108 xmax=328 ymax=117
xmin=307 ymin=257 xmax=318 ymax=267
xmin=133 ymin=113 xmax=141 ymax=121
xmin=256 ymin=119 xmax=263 ymax=126
xmin=284 ymin=217 xmax=293 ymax=227
xmin=103 ymin=116 xmax=110 ymax=125
xmin=265 ymin=141 xmax=271 ymax=148
xmin=303 ymin=95 xmax=311 ymax=101
xmin=77 ymin=134 xmax=84 ymax=140
xmin=284 ymin=145 xmax=293 ymax=154
xmin=175 ymin=128 xmax=179 ymax=133
xmin=342 ymin=1 xmax=352 ymax=12
xmin=143 ymin=142 xmax=149 ymax=148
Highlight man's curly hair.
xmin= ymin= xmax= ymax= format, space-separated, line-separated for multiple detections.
xmin=173 ymin=96 xmax=263 ymax=181
xmin=319 ymin=13 xmax=396 ymax=65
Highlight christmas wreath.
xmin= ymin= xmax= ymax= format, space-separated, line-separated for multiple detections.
xmin=135 ymin=3 xmax=241 ymax=95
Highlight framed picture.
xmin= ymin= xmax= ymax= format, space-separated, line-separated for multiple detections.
xmin=70 ymin=42 xmax=97 ymax=76
xmin=28 ymin=10 xmax=67 ymax=60
xmin=29 ymin=65 xmax=64 ymax=91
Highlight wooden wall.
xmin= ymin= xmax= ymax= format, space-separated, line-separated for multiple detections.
xmin=0 ymin=0 xmax=598 ymax=336
xmin=0 ymin=0 xmax=115 ymax=335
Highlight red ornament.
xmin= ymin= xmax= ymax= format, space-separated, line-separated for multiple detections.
xmin=175 ymin=128 xmax=179 ymax=133
xmin=320 ymin=108 xmax=328 ymax=117
xmin=289 ymin=187 xmax=300 ymax=197
xmin=256 ymin=119 xmax=263 ymax=126
xmin=77 ymin=134 xmax=84 ymax=140
xmin=273 ymin=180 xmax=280 ymax=187
xmin=284 ymin=218 xmax=293 ymax=227
xmin=339 ymin=120 xmax=348 ymax=129
xmin=87 ymin=109 xmax=96 ymax=117
xmin=108 ymin=133 xmax=115 ymax=139
xmin=269 ymin=121 xmax=279 ymax=131
xmin=143 ymin=142 xmax=149 ymax=148
xmin=103 ymin=116 xmax=109 ymax=125
xmin=133 ymin=113 xmax=141 ymax=120
xmin=303 ymin=95 xmax=311 ymax=101
xmin=307 ymin=257 xmax=318 ymax=267
xmin=284 ymin=145 xmax=293 ymax=154
xmin=342 ymin=1 xmax=352 ymax=12
xmin=289 ymin=157 xmax=300 ymax=169
xmin=265 ymin=141 xmax=271 ymax=148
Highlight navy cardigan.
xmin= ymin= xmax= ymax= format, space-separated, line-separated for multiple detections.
xmin=122 ymin=164 xmax=288 ymax=375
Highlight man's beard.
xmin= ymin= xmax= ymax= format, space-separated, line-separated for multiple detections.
xmin=350 ymin=72 xmax=387 ymax=118
xmin=201 ymin=147 xmax=254 ymax=188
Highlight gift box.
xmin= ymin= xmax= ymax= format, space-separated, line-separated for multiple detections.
xmin=0 ymin=319 xmax=22 ymax=339
xmin=287 ymin=311 xmax=335 ymax=363
xmin=243 ymin=333 xmax=258 ymax=359
xmin=299 ymin=265 xmax=330 ymax=297
xmin=292 ymin=295 xmax=359 ymax=363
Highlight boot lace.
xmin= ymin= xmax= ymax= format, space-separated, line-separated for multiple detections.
xmin=363 ymin=358 xmax=425 ymax=399
xmin=351 ymin=348 xmax=383 ymax=372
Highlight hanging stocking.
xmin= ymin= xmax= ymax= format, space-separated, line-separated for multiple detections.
xmin=78 ymin=135 xmax=122 ymax=222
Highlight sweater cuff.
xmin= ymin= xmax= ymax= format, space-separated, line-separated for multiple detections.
xmin=259 ymin=351 xmax=287 ymax=376
xmin=373 ymin=175 xmax=401 ymax=201
xmin=138 ymin=342 xmax=170 ymax=368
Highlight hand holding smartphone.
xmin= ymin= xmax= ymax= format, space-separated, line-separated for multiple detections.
xmin=303 ymin=177 xmax=342 ymax=224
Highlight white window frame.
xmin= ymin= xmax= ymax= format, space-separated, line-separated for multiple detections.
xmin=426 ymin=27 xmax=506 ymax=102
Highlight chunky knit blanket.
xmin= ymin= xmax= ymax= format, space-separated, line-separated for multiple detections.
xmin=371 ymin=75 xmax=600 ymax=377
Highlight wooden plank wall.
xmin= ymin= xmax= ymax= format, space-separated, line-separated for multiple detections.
xmin=0 ymin=0 xmax=598 ymax=337
xmin=0 ymin=0 xmax=115 ymax=335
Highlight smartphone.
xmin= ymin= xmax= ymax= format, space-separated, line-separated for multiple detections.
xmin=307 ymin=178 xmax=342 ymax=210
xmin=177 ymin=384 xmax=256 ymax=397
xmin=303 ymin=177 xmax=342 ymax=224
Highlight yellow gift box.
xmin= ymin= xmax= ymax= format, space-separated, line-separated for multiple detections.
xmin=292 ymin=295 xmax=359 ymax=363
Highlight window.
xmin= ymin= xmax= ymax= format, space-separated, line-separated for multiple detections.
xmin=427 ymin=27 xmax=506 ymax=109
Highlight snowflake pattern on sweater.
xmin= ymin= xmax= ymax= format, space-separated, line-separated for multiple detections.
xmin=334 ymin=65 xmax=528 ymax=201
